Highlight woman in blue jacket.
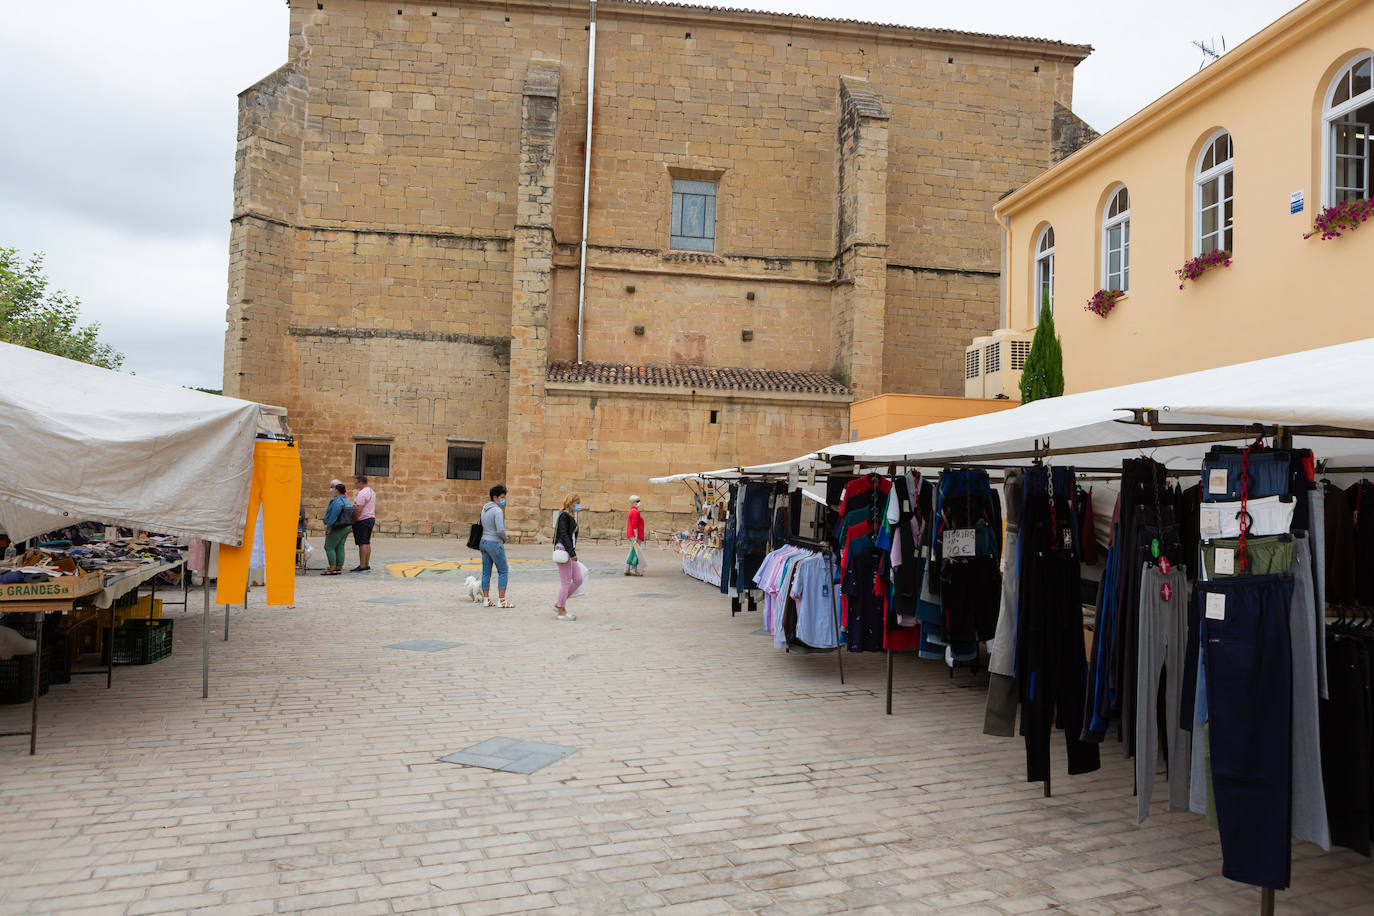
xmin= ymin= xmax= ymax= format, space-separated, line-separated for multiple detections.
xmin=322 ymin=482 xmax=353 ymax=575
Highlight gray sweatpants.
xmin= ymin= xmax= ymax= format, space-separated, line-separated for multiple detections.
xmin=983 ymin=470 xmax=1023 ymax=739
xmin=1136 ymin=563 xmax=1190 ymax=822
xmin=1307 ymin=485 xmax=1329 ymax=698
xmin=1290 ymin=533 xmax=1331 ymax=849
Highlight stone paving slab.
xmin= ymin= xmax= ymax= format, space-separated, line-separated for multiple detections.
xmin=442 ymin=738 xmax=581 ymax=775
xmin=0 ymin=538 xmax=1370 ymax=915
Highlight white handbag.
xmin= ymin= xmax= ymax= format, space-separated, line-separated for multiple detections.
xmin=552 ymin=546 xmax=570 ymax=564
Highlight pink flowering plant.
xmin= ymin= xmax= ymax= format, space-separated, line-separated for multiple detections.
xmin=1304 ymin=198 xmax=1374 ymax=240
xmin=1085 ymin=288 xmax=1124 ymax=318
xmin=1176 ymin=248 xmax=1232 ymax=289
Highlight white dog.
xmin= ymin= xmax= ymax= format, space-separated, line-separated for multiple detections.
xmin=463 ymin=575 xmax=483 ymax=603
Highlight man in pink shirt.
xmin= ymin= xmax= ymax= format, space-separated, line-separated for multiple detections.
xmin=351 ymin=475 xmax=377 ymax=572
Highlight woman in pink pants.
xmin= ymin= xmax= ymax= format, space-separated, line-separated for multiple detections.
xmin=553 ymin=493 xmax=583 ymax=621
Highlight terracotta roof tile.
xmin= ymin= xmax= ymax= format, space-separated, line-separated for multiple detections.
xmin=547 ymin=362 xmax=850 ymax=395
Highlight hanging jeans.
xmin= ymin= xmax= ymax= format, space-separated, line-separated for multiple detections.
xmin=1200 ymin=449 xmax=1291 ymax=501
xmin=1136 ymin=563 xmax=1190 ymax=822
xmin=217 ymin=439 xmax=302 ymax=606
xmin=1198 ymin=574 xmax=1294 ymax=889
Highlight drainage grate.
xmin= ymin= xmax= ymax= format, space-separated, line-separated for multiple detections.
xmin=365 ymin=597 xmax=418 ymax=605
xmin=441 ymin=738 xmax=580 ymax=774
xmin=384 ymin=639 xmax=463 ymax=652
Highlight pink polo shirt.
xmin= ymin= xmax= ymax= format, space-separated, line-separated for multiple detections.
xmin=353 ymin=486 xmax=376 ymax=521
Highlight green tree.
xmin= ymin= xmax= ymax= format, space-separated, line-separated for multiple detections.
xmin=1018 ymin=289 xmax=1064 ymax=403
xmin=0 ymin=248 xmax=124 ymax=369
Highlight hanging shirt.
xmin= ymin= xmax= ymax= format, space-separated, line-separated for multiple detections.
xmin=791 ymin=554 xmax=838 ymax=649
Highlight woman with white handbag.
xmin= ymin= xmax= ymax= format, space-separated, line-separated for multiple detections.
xmin=552 ymin=493 xmax=583 ymax=621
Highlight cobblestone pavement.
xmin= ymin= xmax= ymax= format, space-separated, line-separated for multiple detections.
xmin=1 ymin=539 xmax=1371 ymax=915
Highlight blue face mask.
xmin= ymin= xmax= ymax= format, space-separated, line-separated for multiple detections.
xmin=498 ymin=498 xmax=506 ymax=507
xmin=574 ymin=504 xmax=582 ymax=512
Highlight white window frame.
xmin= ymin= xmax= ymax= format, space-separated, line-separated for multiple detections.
xmin=1194 ymin=130 xmax=1234 ymax=256
xmin=1102 ymin=185 xmax=1130 ymax=293
xmin=1033 ymin=225 xmax=1054 ymax=324
xmin=1322 ymin=52 xmax=1374 ymax=206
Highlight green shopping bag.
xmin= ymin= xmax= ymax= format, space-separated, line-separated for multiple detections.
xmin=626 ymin=543 xmax=640 ymax=566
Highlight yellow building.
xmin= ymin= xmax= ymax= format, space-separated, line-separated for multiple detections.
xmin=984 ymin=0 xmax=1374 ymax=394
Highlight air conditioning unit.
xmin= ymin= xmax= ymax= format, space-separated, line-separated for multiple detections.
xmin=964 ymin=328 xmax=1033 ymax=399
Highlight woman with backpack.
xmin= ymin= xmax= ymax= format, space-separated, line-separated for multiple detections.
xmin=321 ymin=481 xmax=354 ymax=575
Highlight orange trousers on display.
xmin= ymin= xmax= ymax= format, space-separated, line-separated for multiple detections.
xmin=216 ymin=440 xmax=301 ymax=606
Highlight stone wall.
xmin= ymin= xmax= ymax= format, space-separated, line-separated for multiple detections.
xmin=286 ymin=329 xmax=510 ymax=536
xmin=541 ymin=385 xmax=851 ymax=540
xmin=882 ymin=268 xmax=1001 ymax=396
xmin=226 ymin=0 xmax=1090 ymax=539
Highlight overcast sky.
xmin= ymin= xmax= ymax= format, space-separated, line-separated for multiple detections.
xmin=0 ymin=0 xmax=1299 ymax=388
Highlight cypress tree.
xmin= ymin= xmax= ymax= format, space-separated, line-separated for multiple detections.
xmin=1019 ymin=289 xmax=1064 ymax=403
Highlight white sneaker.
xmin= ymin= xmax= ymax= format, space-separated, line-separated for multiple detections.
xmin=0 ymin=626 xmax=37 ymax=661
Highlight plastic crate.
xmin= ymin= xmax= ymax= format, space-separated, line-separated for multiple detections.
xmin=48 ymin=635 xmax=72 ymax=685
xmin=111 ymin=619 xmax=173 ymax=665
xmin=0 ymin=647 xmax=52 ymax=705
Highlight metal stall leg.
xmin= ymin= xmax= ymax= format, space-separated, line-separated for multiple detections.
xmin=202 ymin=579 xmax=210 ymax=700
xmin=886 ymin=650 xmax=894 ymax=715
xmin=106 ymin=603 xmax=113 ymax=689
xmin=29 ymin=616 xmax=43 ymax=756
xmin=826 ymin=552 xmax=844 ymax=685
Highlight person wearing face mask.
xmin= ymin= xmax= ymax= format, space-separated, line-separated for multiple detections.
xmin=553 ymin=493 xmax=583 ymax=621
xmin=321 ymin=482 xmax=354 ymax=575
xmin=480 ymin=484 xmax=513 ymax=607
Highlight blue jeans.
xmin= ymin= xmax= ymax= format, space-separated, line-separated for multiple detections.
xmin=480 ymin=537 xmax=508 ymax=590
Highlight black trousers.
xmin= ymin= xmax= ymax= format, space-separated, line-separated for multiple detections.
xmin=1019 ymin=548 xmax=1101 ymax=782
xmin=1198 ymin=574 xmax=1294 ymax=889
xmin=1322 ymin=632 xmax=1372 ymax=856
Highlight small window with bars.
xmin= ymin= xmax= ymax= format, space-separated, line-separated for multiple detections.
xmin=446 ymin=444 xmax=483 ymax=481
xmin=1010 ymin=340 xmax=1032 ymax=370
xmin=984 ymin=344 xmax=1001 ymax=374
xmin=354 ymin=443 xmax=391 ymax=478
xmin=966 ymin=348 xmax=981 ymax=379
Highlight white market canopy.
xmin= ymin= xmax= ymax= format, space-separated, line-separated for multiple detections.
xmin=652 ymin=338 xmax=1374 ymax=483
xmin=0 ymin=342 xmax=285 ymax=545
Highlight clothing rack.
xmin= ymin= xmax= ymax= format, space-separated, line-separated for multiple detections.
xmin=785 ymin=535 xmax=844 ymax=685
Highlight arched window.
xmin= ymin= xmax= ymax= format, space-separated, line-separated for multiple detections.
xmin=1034 ymin=225 xmax=1054 ymax=323
xmin=1102 ymin=186 xmax=1130 ymax=293
xmin=1323 ymin=52 xmax=1374 ymax=205
xmin=1196 ymin=131 xmax=1234 ymax=254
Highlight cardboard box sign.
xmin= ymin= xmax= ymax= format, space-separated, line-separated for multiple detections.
xmin=0 ymin=570 xmax=102 ymax=603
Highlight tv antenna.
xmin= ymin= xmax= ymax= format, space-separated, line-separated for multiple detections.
xmin=1193 ymin=36 xmax=1226 ymax=69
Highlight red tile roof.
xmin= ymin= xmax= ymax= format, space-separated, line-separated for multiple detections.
xmin=547 ymin=362 xmax=850 ymax=395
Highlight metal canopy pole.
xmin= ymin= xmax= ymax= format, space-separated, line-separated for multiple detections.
xmin=201 ymin=570 xmax=210 ymax=700
xmin=29 ymin=619 xmax=42 ymax=755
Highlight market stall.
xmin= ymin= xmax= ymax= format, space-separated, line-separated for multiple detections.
xmin=652 ymin=338 xmax=1374 ymax=913
xmin=0 ymin=343 xmax=297 ymax=754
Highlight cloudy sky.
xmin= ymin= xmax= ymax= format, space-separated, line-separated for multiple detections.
xmin=0 ymin=0 xmax=1298 ymax=388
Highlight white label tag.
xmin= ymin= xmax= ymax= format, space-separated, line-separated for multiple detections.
xmin=1214 ymin=547 xmax=1235 ymax=576
xmin=1205 ymin=592 xmax=1226 ymax=620
xmin=1200 ymin=507 xmax=1222 ymax=537
xmin=1208 ymin=468 xmax=1229 ymax=495
xmin=946 ymin=528 xmax=976 ymax=558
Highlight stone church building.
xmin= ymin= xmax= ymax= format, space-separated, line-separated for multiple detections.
xmin=224 ymin=0 xmax=1093 ymax=539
